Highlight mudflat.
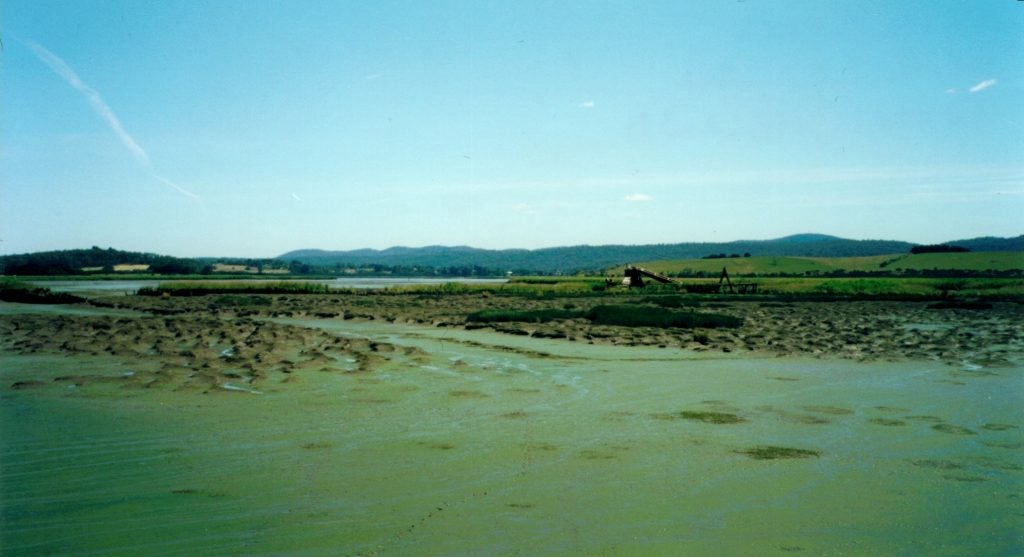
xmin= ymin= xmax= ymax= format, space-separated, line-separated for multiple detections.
xmin=88 ymin=291 xmax=1024 ymax=365
xmin=1 ymin=293 xmax=1021 ymax=555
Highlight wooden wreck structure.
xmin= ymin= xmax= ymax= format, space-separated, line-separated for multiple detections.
xmin=620 ymin=266 xmax=758 ymax=294
xmin=621 ymin=266 xmax=674 ymax=288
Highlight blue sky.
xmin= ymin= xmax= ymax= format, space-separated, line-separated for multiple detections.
xmin=2 ymin=1 xmax=1022 ymax=257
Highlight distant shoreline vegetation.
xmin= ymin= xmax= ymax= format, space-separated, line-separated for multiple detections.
xmin=1 ymin=237 xmax=1022 ymax=279
xmin=0 ymin=278 xmax=84 ymax=304
xmin=0 ymin=247 xmax=506 ymax=279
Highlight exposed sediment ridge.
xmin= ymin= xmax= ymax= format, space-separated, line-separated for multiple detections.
xmin=88 ymin=293 xmax=1024 ymax=366
xmin=3 ymin=292 xmax=1022 ymax=394
xmin=0 ymin=312 xmax=426 ymax=393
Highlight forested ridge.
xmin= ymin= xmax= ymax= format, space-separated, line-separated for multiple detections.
xmin=2 ymin=234 xmax=1021 ymax=276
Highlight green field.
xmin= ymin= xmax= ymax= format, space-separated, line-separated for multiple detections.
xmin=612 ymin=251 xmax=1024 ymax=277
xmin=400 ymin=276 xmax=1024 ymax=299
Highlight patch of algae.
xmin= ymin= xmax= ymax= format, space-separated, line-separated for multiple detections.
xmin=678 ymin=410 xmax=747 ymax=424
xmin=737 ymin=446 xmax=821 ymax=460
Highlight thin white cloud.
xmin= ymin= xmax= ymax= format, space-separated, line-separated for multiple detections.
xmin=25 ymin=40 xmax=150 ymax=165
xmin=24 ymin=39 xmax=201 ymax=201
xmin=154 ymin=174 xmax=202 ymax=202
xmin=945 ymin=88 xmax=958 ymax=95
xmin=969 ymin=79 xmax=997 ymax=93
xmin=624 ymin=193 xmax=653 ymax=202
xmin=578 ymin=100 xmax=595 ymax=109
xmin=291 ymin=192 xmax=303 ymax=201
xmin=364 ymin=73 xmax=384 ymax=81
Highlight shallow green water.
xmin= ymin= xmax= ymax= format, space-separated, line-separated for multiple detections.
xmin=2 ymin=317 xmax=1022 ymax=555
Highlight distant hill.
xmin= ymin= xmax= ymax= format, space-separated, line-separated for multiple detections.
xmin=5 ymin=234 xmax=1018 ymax=277
xmin=279 ymin=234 xmax=1022 ymax=274
xmin=0 ymin=247 xmax=287 ymax=276
xmin=0 ymin=247 xmax=200 ymax=275
xmin=951 ymin=236 xmax=1024 ymax=252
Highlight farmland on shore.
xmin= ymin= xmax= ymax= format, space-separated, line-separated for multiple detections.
xmin=611 ymin=251 xmax=1024 ymax=277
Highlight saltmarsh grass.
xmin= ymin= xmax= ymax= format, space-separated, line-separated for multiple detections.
xmin=586 ymin=305 xmax=743 ymax=329
xmin=466 ymin=308 xmax=585 ymax=323
xmin=393 ymin=278 xmax=610 ymax=298
xmin=467 ymin=304 xmax=743 ymax=329
xmin=137 ymin=281 xmax=330 ymax=296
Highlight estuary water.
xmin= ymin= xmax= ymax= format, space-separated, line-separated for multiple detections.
xmin=1 ymin=311 xmax=1021 ymax=555
xmin=33 ymin=277 xmax=509 ymax=296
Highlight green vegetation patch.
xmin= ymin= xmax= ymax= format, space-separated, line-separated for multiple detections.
xmin=466 ymin=303 xmax=745 ymax=327
xmin=737 ymin=446 xmax=822 ymax=460
xmin=0 ymin=278 xmax=84 ymax=304
xmin=678 ymin=410 xmax=747 ymax=424
xmin=981 ymin=423 xmax=1018 ymax=431
xmin=868 ymin=418 xmax=906 ymax=427
xmin=138 ymin=281 xmax=330 ymax=296
xmin=212 ymin=295 xmax=273 ymax=307
xmin=466 ymin=308 xmax=584 ymax=323
xmin=466 ymin=304 xmax=741 ymax=329
xmin=616 ymin=252 xmax=1024 ymax=278
xmin=642 ymin=295 xmax=701 ymax=308
xmin=932 ymin=424 xmax=977 ymax=435
xmin=585 ymin=305 xmax=743 ymax=329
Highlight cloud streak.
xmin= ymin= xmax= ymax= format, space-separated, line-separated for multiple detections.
xmin=624 ymin=193 xmax=652 ymax=202
xmin=25 ymin=40 xmax=150 ymax=165
xmin=155 ymin=174 xmax=202 ymax=202
xmin=24 ymin=39 xmax=201 ymax=201
xmin=969 ymin=79 xmax=997 ymax=93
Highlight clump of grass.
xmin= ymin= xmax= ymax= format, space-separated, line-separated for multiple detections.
xmin=679 ymin=410 xmax=747 ymax=424
xmin=737 ymin=446 xmax=821 ymax=460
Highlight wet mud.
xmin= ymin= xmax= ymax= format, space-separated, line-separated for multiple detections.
xmin=80 ymin=292 xmax=1024 ymax=366
xmin=1 ymin=294 xmax=1022 ymax=555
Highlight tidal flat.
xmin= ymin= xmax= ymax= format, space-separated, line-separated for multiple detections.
xmin=1 ymin=294 xmax=1022 ymax=555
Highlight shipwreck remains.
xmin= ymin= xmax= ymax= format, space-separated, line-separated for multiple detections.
xmin=685 ymin=267 xmax=759 ymax=294
xmin=622 ymin=266 xmax=674 ymax=288
xmin=620 ymin=266 xmax=759 ymax=294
